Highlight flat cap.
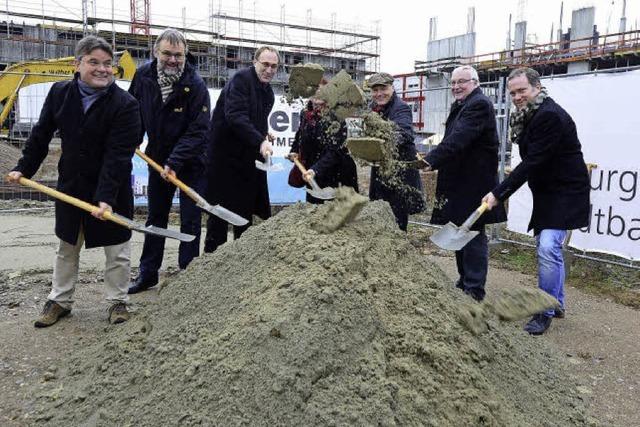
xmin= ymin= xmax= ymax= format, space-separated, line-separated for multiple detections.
xmin=368 ymin=72 xmax=394 ymax=87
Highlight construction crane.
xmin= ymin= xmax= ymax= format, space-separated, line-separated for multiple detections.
xmin=0 ymin=51 xmax=137 ymax=131
xmin=131 ymin=0 xmax=151 ymax=35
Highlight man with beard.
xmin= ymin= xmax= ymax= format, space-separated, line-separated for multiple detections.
xmin=7 ymin=35 xmax=140 ymax=326
xmin=204 ymin=46 xmax=279 ymax=253
xmin=420 ymin=65 xmax=506 ymax=302
xmin=127 ymin=28 xmax=211 ymax=294
xmin=483 ymin=67 xmax=590 ymax=334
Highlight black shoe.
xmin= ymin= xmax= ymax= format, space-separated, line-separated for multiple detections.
xmin=553 ymin=307 xmax=565 ymax=319
xmin=524 ymin=313 xmax=552 ymax=335
xmin=128 ymin=276 xmax=158 ymax=294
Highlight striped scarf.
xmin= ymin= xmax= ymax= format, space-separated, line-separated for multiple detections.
xmin=157 ymin=67 xmax=183 ymax=102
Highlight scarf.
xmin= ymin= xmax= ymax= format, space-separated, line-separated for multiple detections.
xmin=77 ymin=78 xmax=112 ymax=113
xmin=157 ymin=64 xmax=183 ymax=102
xmin=509 ymin=87 xmax=549 ymax=143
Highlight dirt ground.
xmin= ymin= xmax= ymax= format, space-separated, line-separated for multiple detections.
xmin=0 ymin=207 xmax=638 ymax=426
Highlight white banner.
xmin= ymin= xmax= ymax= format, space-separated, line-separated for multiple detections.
xmin=506 ymin=70 xmax=640 ymax=261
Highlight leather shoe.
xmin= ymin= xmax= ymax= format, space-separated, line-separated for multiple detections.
xmin=128 ymin=276 xmax=158 ymax=294
xmin=524 ymin=313 xmax=552 ymax=335
xmin=553 ymin=307 xmax=565 ymax=318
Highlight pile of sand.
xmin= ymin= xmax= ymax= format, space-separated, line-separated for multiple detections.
xmin=31 ymin=201 xmax=591 ymax=425
xmin=0 ymin=141 xmax=21 ymax=175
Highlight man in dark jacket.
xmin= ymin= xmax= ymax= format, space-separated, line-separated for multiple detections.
xmin=483 ymin=67 xmax=590 ymax=335
xmin=128 ymin=29 xmax=211 ymax=294
xmin=204 ymin=46 xmax=279 ymax=252
xmin=368 ymin=72 xmax=424 ymax=231
xmin=421 ymin=65 xmax=507 ymax=302
xmin=7 ymin=36 xmax=140 ymax=326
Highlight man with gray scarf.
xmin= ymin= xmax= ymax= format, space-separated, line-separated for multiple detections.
xmin=483 ymin=67 xmax=590 ymax=335
xmin=128 ymin=28 xmax=211 ymax=294
xmin=7 ymin=35 xmax=140 ymax=326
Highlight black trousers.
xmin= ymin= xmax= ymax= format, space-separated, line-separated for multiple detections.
xmin=454 ymin=226 xmax=488 ymax=301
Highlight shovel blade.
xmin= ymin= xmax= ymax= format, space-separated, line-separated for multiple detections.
xmin=199 ymin=202 xmax=249 ymax=226
xmin=430 ymin=222 xmax=478 ymax=251
xmin=111 ymin=213 xmax=195 ymax=242
xmin=306 ymin=187 xmax=336 ymax=200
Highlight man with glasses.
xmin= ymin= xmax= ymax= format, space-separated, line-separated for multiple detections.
xmin=420 ymin=65 xmax=506 ymax=302
xmin=7 ymin=35 xmax=140 ymax=326
xmin=204 ymin=46 xmax=279 ymax=253
xmin=128 ymin=28 xmax=211 ymax=294
xmin=483 ymin=67 xmax=590 ymax=335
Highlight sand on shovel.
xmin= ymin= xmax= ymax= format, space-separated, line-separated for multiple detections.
xmin=345 ymin=137 xmax=386 ymax=163
xmin=310 ymin=186 xmax=368 ymax=233
xmin=316 ymin=70 xmax=366 ymax=121
xmin=31 ymin=201 xmax=593 ymax=426
xmin=287 ymin=63 xmax=325 ymax=99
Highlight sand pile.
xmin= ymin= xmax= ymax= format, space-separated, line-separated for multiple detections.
xmin=31 ymin=202 xmax=591 ymax=426
xmin=0 ymin=141 xmax=21 ymax=175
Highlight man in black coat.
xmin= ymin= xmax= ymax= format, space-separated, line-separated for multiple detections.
xmin=204 ymin=46 xmax=279 ymax=252
xmin=7 ymin=36 xmax=140 ymax=326
xmin=128 ymin=29 xmax=211 ymax=294
xmin=422 ymin=65 xmax=506 ymax=302
xmin=483 ymin=67 xmax=590 ymax=334
xmin=368 ymin=72 xmax=424 ymax=231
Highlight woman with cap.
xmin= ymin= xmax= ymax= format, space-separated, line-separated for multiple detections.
xmin=367 ymin=72 xmax=424 ymax=230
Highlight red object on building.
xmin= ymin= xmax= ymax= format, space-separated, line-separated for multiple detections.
xmin=131 ymin=0 xmax=150 ymax=36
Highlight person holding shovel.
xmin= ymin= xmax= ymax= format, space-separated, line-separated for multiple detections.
xmin=419 ymin=65 xmax=506 ymax=302
xmin=6 ymin=35 xmax=140 ymax=326
xmin=367 ymin=72 xmax=424 ymax=231
xmin=127 ymin=28 xmax=211 ymax=294
xmin=288 ymin=85 xmax=358 ymax=203
xmin=204 ymin=46 xmax=279 ymax=253
xmin=482 ymin=67 xmax=590 ymax=335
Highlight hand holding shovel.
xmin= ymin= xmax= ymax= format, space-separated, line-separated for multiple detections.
xmin=292 ymin=157 xmax=336 ymax=200
xmin=255 ymin=140 xmax=283 ymax=172
xmin=430 ymin=202 xmax=488 ymax=251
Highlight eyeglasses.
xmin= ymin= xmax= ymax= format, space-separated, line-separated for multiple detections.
xmin=84 ymin=59 xmax=113 ymax=69
xmin=258 ymin=61 xmax=279 ymax=71
xmin=160 ymin=50 xmax=185 ymax=60
xmin=450 ymin=78 xmax=476 ymax=87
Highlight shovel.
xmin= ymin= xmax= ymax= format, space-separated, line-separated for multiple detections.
xmin=16 ymin=177 xmax=195 ymax=242
xmin=255 ymin=152 xmax=284 ymax=172
xmin=430 ymin=202 xmax=488 ymax=251
xmin=135 ymin=149 xmax=248 ymax=227
xmin=292 ymin=157 xmax=336 ymax=200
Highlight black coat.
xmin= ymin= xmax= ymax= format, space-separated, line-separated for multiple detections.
xmin=290 ymin=103 xmax=358 ymax=203
xmin=369 ymin=94 xmax=424 ymax=214
xmin=129 ymin=55 xmax=211 ymax=174
xmin=492 ymin=97 xmax=590 ymax=233
xmin=205 ymin=66 xmax=274 ymax=220
xmin=425 ymin=87 xmax=507 ymax=230
xmin=14 ymin=78 xmax=140 ymax=248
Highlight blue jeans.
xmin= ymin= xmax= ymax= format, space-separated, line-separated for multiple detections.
xmin=138 ymin=166 xmax=204 ymax=280
xmin=536 ymin=229 xmax=567 ymax=317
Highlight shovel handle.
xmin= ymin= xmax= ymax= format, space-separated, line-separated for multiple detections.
xmin=461 ymin=202 xmax=489 ymax=230
xmin=292 ymin=157 xmax=308 ymax=174
xmin=135 ymin=149 xmax=197 ymax=200
xmin=17 ymin=177 xmax=130 ymax=229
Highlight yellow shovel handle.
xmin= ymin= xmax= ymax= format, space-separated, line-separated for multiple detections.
xmin=292 ymin=157 xmax=308 ymax=175
xmin=17 ymin=177 xmax=129 ymax=228
xmin=135 ymin=148 xmax=196 ymax=199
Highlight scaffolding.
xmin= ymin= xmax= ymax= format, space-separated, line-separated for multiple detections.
xmin=0 ymin=0 xmax=380 ymax=90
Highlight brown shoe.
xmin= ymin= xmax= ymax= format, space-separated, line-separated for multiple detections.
xmin=108 ymin=303 xmax=130 ymax=324
xmin=34 ymin=300 xmax=70 ymax=328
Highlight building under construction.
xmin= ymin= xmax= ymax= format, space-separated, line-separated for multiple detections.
xmin=0 ymin=1 xmax=380 ymax=91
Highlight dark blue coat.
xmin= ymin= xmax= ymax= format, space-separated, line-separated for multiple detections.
xmin=14 ymin=77 xmax=140 ymax=248
xmin=369 ymin=94 xmax=424 ymax=215
xmin=205 ymin=66 xmax=274 ymax=220
xmin=425 ymin=87 xmax=507 ymax=230
xmin=290 ymin=103 xmax=358 ymax=203
xmin=492 ymin=97 xmax=590 ymax=233
xmin=128 ymin=54 xmax=210 ymax=174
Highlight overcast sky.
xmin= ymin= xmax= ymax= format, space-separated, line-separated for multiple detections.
xmin=14 ymin=0 xmax=640 ymax=74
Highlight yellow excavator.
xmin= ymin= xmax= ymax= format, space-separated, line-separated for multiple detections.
xmin=0 ymin=50 xmax=137 ymax=131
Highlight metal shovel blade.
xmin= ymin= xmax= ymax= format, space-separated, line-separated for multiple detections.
xmin=111 ymin=213 xmax=196 ymax=242
xmin=255 ymin=154 xmax=284 ymax=172
xmin=199 ymin=202 xmax=249 ymax=226
xmin=307 ymin=178 xmax=336 ymax=200
xmin=430 ymin=222 xmax=478 ymax=251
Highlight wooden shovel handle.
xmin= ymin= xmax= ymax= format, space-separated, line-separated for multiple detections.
xmin=292 ymin=157 xmax=309 ymax=175
xmin=135 ymin=148 xmax=195 ymax=199
xmin=17 ymin=177 xmax=129 ymax=228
